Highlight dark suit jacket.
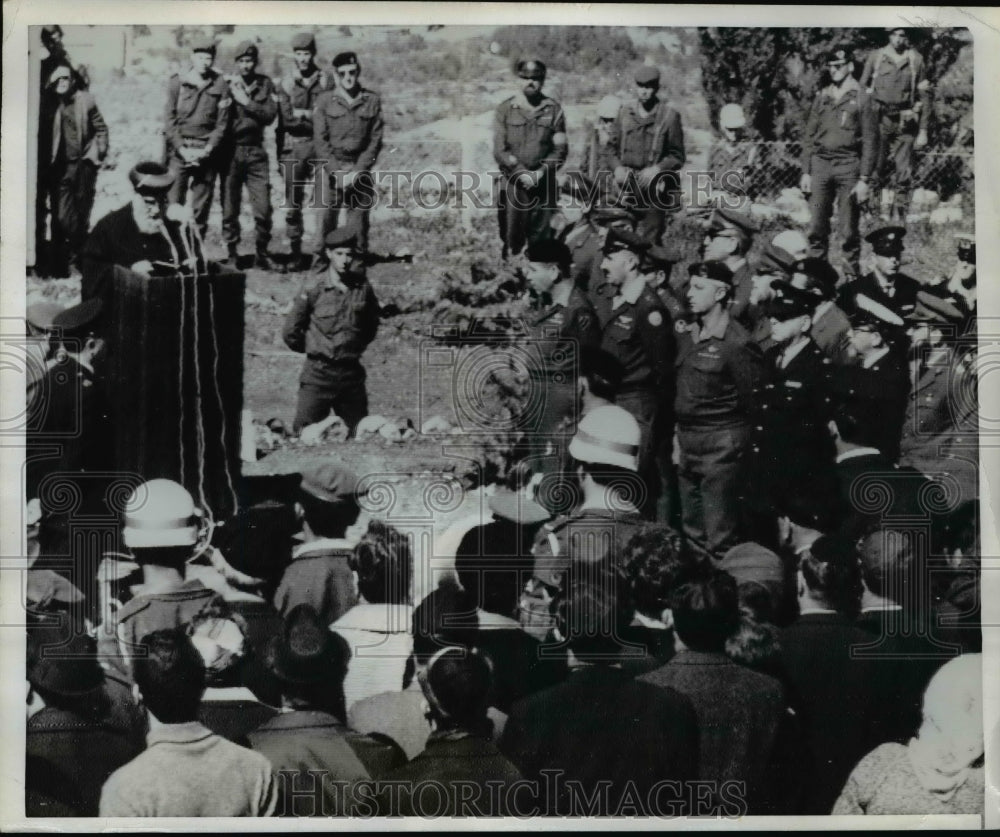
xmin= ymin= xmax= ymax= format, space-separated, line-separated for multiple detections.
xmin=499 ymin=664 xmax=699 ymax=816
xmin=639 ymin=649 xmax=788 ymax=813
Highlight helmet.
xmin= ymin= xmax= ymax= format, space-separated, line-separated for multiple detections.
xmin=719 ymin=103 xmax=746 ymax=130
xmin=597 ymin=95 xmax=622 ymax=120
xmin=568 ymin=405 xmax=640 ymax=472
xmin=122 ymin=479 xmax=200 ymax=548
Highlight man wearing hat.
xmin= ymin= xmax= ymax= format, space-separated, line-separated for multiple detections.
xmin=609 ymin=64 xmax=686 ymax=245
xmin=703 ymin=206 xmax=756 ymax=324
xmin=709 ymin=103 xmax=760 ymax=204
xmin=800 ymin=46 xmax=878 ymax=281
xmin=38 ymin=59 xmax=109 ymax=278
xmin=832 ymin=293 xmax=911 ymax=463
xmin=80 ymin=161 xmax=190 ymax=303
xmin=282 ymin=227 xmax=381 ymax=435
xmin=860 ymin=28 xmax=931 ymax=223
xmin=276 ymin=33 xmax=335 ymax=271
xmin=840 ymin=225 xmax=921 ymax=319
xmin=221 ymin=41 xmax=278 ymax=270
xmin=164 ymin=37 xmax=232 ymax=240
xmin=592 ymin=229 xmax=672 ymax=515
xmin=936 ymin=233 xmax=976 ymax=318
xmin=738 ymin=234 xmax=798 ymax=344
xmin=314 ymin=51 xmax=383 ymax=255
xmin=675 ymin=261 xmax=764 ymax=558
xmin=493 ymin=59 xmax=568 ymax=259
xmin=586 ymin=94 xmax=622 ymax=196
xmin=25 ymin=301 xmax=65 ymax=420
xmin=747 ymin=283 xmax=839 ymax=535
xmin=560 ymin=193 xmax=637 ymax=294
xmin=520 ymin=239 xmax=600 ymax=475
xmin=789 ymin=256 xmax=854 ymax=365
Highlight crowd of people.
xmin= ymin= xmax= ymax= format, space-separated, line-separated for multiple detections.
xmin=24 ymin=25 xmax=984 ymax=820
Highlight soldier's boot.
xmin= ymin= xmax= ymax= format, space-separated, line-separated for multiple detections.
xmin=254 ymin=247 xmax=277 ymax=272
xmin=286 ymin=241 xmax=310 ymax=272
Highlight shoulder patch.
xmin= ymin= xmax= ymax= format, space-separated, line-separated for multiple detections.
xmin=648 ymin=311 xmax=663 ymax=327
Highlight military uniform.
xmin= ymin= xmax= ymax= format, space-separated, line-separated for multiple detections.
xmin=164 ymin=66 xmax=232 ymax=238
xmin=276 ymin=66 xmax=335 ymax=253
xmin=801 ymin=74 xmax=878 ymax=278
xmin=675 ymin=311 xmax=764 ymax=558
xmin=493 ymin=88 xmax=568 ymax=257
xmin=832 ymin=348 xmax=911 ymax=464
xmin=313 ymin=85 xmax=384 ymax=252
xmin=708 ymin=138 xmax=762 ymax=201
xmin=860 ymin=44 xmax=930 ymax=221
xmin=560 ymin=218 xmax=606 ymax=293
xmin=282 ymin=263 xmax=381 ymax=433
xmin=220 ymin=61 xmax=278 ymax=258
xmin=608 ymin=98 xmax=685 ymax=244
xmin=840 ymin=269 xmax=920 ymax=320
xmin=810 ymin=300 xmax=855 ymax=365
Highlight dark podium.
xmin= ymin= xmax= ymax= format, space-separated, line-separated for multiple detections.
xmin=107 ymin=264 xmax=245 ymax=522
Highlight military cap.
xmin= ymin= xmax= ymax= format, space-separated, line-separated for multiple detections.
xmin=719 ymin=103 xmax=746 ymax=130
xmin=762 ymin=282 xmax=817 ymax=321
xmin=332 ymin=51 xmax=360 ymax=69
xmin=906 ymin=289 xmax=964 ymax=325
xmin=26 ymin=301 xmax=65 ymax=332
xmin=710 ymin=206 xmax=757 ymax=236
xmin=792 ymin=256 xmax=840 ymax=297
xmin=850 ymin=292 xmax=905 ymax=331
xmin=323 ymin=227 xmax=359 ymax=251
xmin=866 ymin=225 xmax=906 ymax=256
xmin=291 ymin=32 xmax=316 ymax=52
xmin=515 ymin=59 xmax=546 ymax=80
xmin=603 ymin=227 xmax=650 ymax=255
xmin=300 ymin=461 xmax=362 ymax=504
xmin=525 ymin=239 xmax=572 ymax=269
xmin=643 ymin=243 xmax=682 ymax=271
xmin=720 ymin=543 xmax=784 ymax=600
xmin=755 ymin=239 xmax=797 ymax=278
xmin=129 ymin=161 xmax=175 ymax=195
xmin=190 ymin=35 xmax=217 ymax=55
xmin=41 ymin=25 xmax=63 ymax=43
xmin=597 ymin=95 xmax=622 ymax=120
xmin=688 ymin=261 xmax=734 ymax=286
xmin=826 ymin=46 xmax=852 ymax=64
xmin=52 ymin=298 xmax=104 ymax=338
xmin=634 ymin=65 xmax=661 ymax=86
xmin=28 ymin=631 xmax=104 ymax=696
xmin=234 ymin=40 xmax=258 ymax=61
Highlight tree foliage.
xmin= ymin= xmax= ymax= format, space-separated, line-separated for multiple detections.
xmin=491 ymin=26 xmax=639 ymax=76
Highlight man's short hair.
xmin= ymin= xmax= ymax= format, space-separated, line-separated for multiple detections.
xmin=555 ymin=578 xmax=633 ymax=660
xmin=670 ymin=571 xmax=740 ymax=653
xmin=297 ymin=488 xmax=361 ymax=538
xmin=350 ymin=520 xmax=412 ymax=604
xmin=621 ymin=524 xmax=694 ymax=618
xmin=133 ymin=629 xmax=206 ymax=724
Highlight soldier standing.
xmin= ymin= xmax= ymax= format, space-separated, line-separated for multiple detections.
xmin=164 ymin=37 xmax=231 ymax=240
xmin=708 ymin=104 xmax=760 ymax=205
xmin=276 ymin=33 xmax=335 ymax=272
xmin=838 ymin=226 xmax=920 ymax=320
xmin=314 ymin=51 xmax=383 ymax=256
xmin=674 ymin=261 xmax=764 ymax=559
xmin=493 ymin=59 xmax=568 ymax=259
xmin=282 ymin=228 xmax=380 ymax=435
xmin=221 ymin=41 xmax=278 ymax=269
xmin=701 ymin=207 xmax=756 ymax=325
xmin=585 ymin=95 xmax=622 ymax=202
xmin=800 ymin=46 xmax=878 ymax=282
xmin=859 ymin=27 xmax=931 ymax=223
xmin=608 ymin=65 xmax=686 ymax=245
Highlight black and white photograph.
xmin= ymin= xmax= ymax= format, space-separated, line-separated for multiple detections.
xmin=2 ymin=2 xmax=998 ymax=828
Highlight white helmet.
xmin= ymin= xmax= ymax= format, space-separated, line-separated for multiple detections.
xmin=122 ymin=479 xmax=201 ymax=548
xmin=719 ymin=103 xmax=746 ymax=130
xmin=568 ymin=405 xmax=640 ymax=472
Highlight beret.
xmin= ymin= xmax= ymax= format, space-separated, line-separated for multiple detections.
xmin=190 ymin=36 xmax=217 ymax=54
xmin=234 ymin=40 xmax=258 ymax=61
xmin=332 ymin=51 xmax=359 ymax=68
xmin=755 ymin=240 xmax=797 ymax=278
xmin=323 ymin=227 xmax=359 ymax=250
xmin=634 ymin=65 xmax=660 ymax=85
xmin=826 ymin=46 xmax=852 ymax=64
xmin=866 ymin=225 xmax=906 ymax=255
xmin=291 ymin=32 xmax=316 ymax=52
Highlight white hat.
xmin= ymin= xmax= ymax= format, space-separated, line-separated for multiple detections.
xmin=771 ymin=230 xmax=809 ymax=261
xmin=597 ymin=95 xmax=622 ymax=120
xmin=719 ymin=103 xmax=746 ymax=130
xmin=122 ymin=479 xmax=200 ymax=548
xmin=568 ymin=406 xmax=641 ymax=472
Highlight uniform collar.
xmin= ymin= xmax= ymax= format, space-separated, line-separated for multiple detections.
xmin=613 ymin=274 xmax=646 ymax=309
xmin=334 ymin=85 xmax=365 ymax=107
xmin=825 ymin=75 xmax=861 ymax=101
xmin=692 ymin=310 xmax=731 ymax=342
xmin=183 ymin=67 xmax=217 ymax=89
xmin=881 ymin=46 xmax=910 ymax=66
xmin=323 ymin=268 xmax=351 ymax=292
xmin=292 ymin=65 xmax=323 ymax=87
xmin=778 ymin=336 xmax=810 ymax=369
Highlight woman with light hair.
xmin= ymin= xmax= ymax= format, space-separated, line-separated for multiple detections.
xmin=833 ymin=653 xmax=983 ymax=815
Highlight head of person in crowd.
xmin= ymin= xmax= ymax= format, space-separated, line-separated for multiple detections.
xmin=190 ymin=36 xmax=217 ymax=77
xmin=26 ymin=301 xmax=64 ymax=358
xmin=596 ymin=94 xmax=621 ymax=139
xmin=798 ymin=533 xmax=863 ymax=619
xmin=867 ymin=226 xmax=906 ymax=280
xmin=724 ymin=618 xmax=782 ymax=676
xmin=824 ymin=45 xmax=855 ymax=87
xmin=291 ymin=32 xmax=317 ymax=74
xmin=828 ymin=398 xmax=884 ymax=455
xmin=332 ymin=50 xmax=362 ymax=95
xmin=600 ymin=228 xmax=649 ymax=289
xmin=567 ymin=405 xmax=642 ymax=510
xmin=418 ymin=645 xmax=495 ymax=738
xmin=406 ymin=577 xmax=480 ymax=689
xmin=908 ymin=653 xmax=984 ymax=797
xmin=703 ymin=208 xmax=754 ymax=264
xmin=515 ymin=58 xmax=546 ymax=101
xmin=686 ymin=261 xmax=734 ymax=319
xmin=790 ymin=256 xmax=840 ymax=301
xmin=857 ymin=527 xmax=920 ymax=611
xmin=123 ymin=478 xmax=206 ymax=577
xmin=720 ymin=542 xmax=788 ymax=626
xmin=887 ymin=26 xmax=910 ymax=54
xmin=670 ymin=570 xmax=741 ymax=654
xmin=750 ymin=238 xmax=796 ymax=307
xmin=554 ymin=578 xmax=634 ymax=662
xmin=621 ymin=524 xmax=696 ymax=627
xmin=847 ymin=293 xmax=907 ymax=363
xmin=904 ymin=289 xmax=963 ymax=351
xmin=266 ymin=604 xmax=351 ymax=720
xmin=764 ymin=283 xmax=816 ymax=349
xmin=47 ymin=61 xmax=74 ymax=99
xmin=579 ymin=345 xmax=626 ymax=415
xmin=128 ymin=161 xmax=175 ymax=235
xmin=27 ymin=629 xmax=109 ymax=723
xmin=133 ymin=628 xmax=207 ymax=725
xmin=718 ymin=103 xmax=747 ymax=143
xmin=524 ymin=239 xmax=572 ymax=300
xmin=41 ymin=24 xmax=64 ymax=53
xmin=642 ymin=242 xmax=681 ymax=294
xmin=349 ymin=519 xmax=412 ymax=605
xmin=322 ymin=227 xmax=361 ymax=279
xmin=188 ymin=613 xmax=249 ymax=690
xmin=634 ymin=64 xmax=660 ymax=108
xmin=592 ymin=206 xmax=637 ymax=237
xmin=772 ymin=229 xmax=809 ymax=261
xmin=295 ymin=461 xmax=366 ymax=542
xmin=234 ymin=40 xmax=260 ymax=80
